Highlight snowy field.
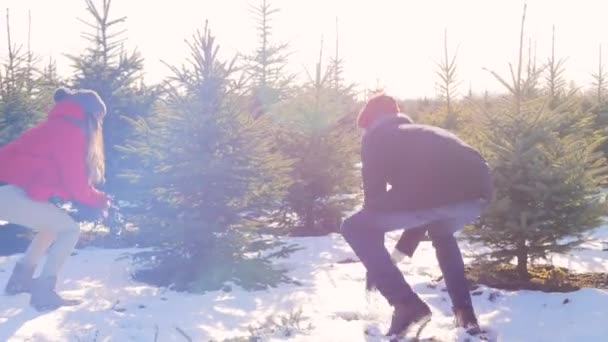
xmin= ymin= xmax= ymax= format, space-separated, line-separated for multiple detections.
xmin=1 ymin=225 xmax=608 ymax=341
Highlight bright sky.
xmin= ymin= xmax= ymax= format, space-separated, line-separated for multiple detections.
xmin=2 ymin=0 xmax=608 ymax=99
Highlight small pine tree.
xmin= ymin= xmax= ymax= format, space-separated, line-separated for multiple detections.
xmin=119 ymin=22 xmax=295 ymax=291
xmin=0 ymin=9 xmax=46 ymax=144
xmin=544 ymin=26 xmax=567 ymax=106
xmin=468 ymin=4 xmax=608 ymax=279
xmin=244 ymin=0 xmax=295 ymax=118
xmin=329 ymin=17 xmax=354 ymax=94
xmin=67 ymin=0 xmax=156 ymax=192
xmin=422 ymin=29 xmax=466 ymax=129
xmin=36 ymin=57 xmax=63 ymax=106
xmin=591 ymin=44 xmax=608 ymax=111
xmin=276 ymin=40 xmax=359 ymax=234
xmin=0 ymin=10 xmax=54 ymax=250
xmin=435 ymin=28 xmax=461 ymax=130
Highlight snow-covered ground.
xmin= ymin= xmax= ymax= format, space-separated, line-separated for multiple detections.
xmin=1 ymin=226 xmax=608 ymax=341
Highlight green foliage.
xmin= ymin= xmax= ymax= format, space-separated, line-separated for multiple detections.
xmin=272 ymin=42 xmax=359 ymax=234
xmin=0 ymin=10 xmax=50 ymax=144
xmin=544 ymin=26 xmax=568 ymax=106
xmin=467 ymin=4 xmax=608 ymax=279
xmin=67 ymin=0 xmax=157 ymax=191
xmin=471 ymin=94 xmax=608 ymax=276
xmin=5 ymin=0 xmax=608 ymax=290
xmin=244 ymin=0 xmax=295 ymax=118
xmin=120 ymin=23 xmax=294 ymax=290
xmin=434 ymin=28 xmax=461 ymax=129
xmin=37 ymin=57 xmax=62 ymax=106
xmin=591 ymin=45 xmax=608 ymax=111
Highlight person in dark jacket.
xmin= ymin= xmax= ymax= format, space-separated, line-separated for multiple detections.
xmin=341 ymin=94 xmax=493 ymax=337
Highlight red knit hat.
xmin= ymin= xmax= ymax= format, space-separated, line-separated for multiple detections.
xmin=357 ymin=94 xmax=400 ymax=129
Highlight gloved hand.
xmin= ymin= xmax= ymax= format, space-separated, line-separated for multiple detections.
xmin=104 ymin=202 xmax=126 ymax=236
xmin=70 ymin=202 xmax=108 ymax=222
xmin=390 ymin=248 xmax=408 ymax=263
xmin=394 ymin=226 xmax=427 ymax=259
xmin=71 ymin=194 xmax=111 ymax=222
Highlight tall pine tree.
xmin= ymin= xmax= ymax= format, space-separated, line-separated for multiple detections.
xmin=468 ymin=4 xmax=608 ymax=279
xmin=244 ymin=0 xmax=295 ymax=119
xmin=119 ymin=22 xmax=295 ymax=291
xmin=436 ymin=28 xmax=461 ymax=129
xmin=544 ymin=26 xmax=567 ymax=106
xmin=276 ymin=39 xmax=359 ymax=234
xmin=591 ymin=44 xmax=608 ymax=111
xmin=68 ymin=0 xmax=156 ymax=192
xmin=0 ymin=9 xmax=46 ymax=144
xmin=0 ymin=9 xmax=55 ymax=253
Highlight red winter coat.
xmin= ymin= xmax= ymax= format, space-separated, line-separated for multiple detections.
xmin=0 ymin=101 xmax=108 ymax=209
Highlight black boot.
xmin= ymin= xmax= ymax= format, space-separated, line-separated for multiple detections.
xmin=30 ymin=276 xmax=81 ymax=311
xmin=453 ymin=305 xmax=482 ymax=335
xmin=386 ymin=295 xmax=432 ymax=337
xmin=4 ymin=262 xmax=35 ymax=295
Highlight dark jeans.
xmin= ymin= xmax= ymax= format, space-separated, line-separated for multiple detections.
xmin=341 ymin=199 xmax=484 ymax=308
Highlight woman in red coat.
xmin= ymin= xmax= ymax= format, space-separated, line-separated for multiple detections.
xmin=0 ymin=87 xmax=109 ymax=311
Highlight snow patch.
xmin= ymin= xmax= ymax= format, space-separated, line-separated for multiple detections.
xmin=1 ymin=231 xmax=608 ymax=341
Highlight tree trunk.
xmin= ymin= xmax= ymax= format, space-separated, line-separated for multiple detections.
xmin=516 ymin=239 xmax=529 ymax=280
xmin=304 ymin=199 xmax=315 ymax=232
xmin=444 ymin=111 xmax=456 ymax=130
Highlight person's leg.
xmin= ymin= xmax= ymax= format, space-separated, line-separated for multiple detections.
xmin=428 ymin=227 xmax=471 ymax=309
xmin=0 ymin=185 xmax=80 ymax=275
xmin=0 ymin=186 xmax=49 ymax=294
xmin=0 ymin=185 xmax=81 ymax=309
xmin=341 ymin=209 xmax=416 ymax=305
xmin=342 ymin=198 xmax=454 ymax=301
xmin=341 ymin=208 xmax=436 ymax=336
xmin=22 ymin=231 xmax=57 ymax=268
xmin=29 ymin=213 xmax=81 ymax=310
xmin=39 ymin=228 xmax=80 ymax=278
xmin=4 ymin=230 xmax=57 ymax=294
xmin=426 ymin=201 xmax=485 ymax=333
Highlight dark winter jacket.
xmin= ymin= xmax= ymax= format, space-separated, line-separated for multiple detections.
xmin=361 ymin=114 xmax=493 ymax=212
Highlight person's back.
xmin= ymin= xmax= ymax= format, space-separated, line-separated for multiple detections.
xmin=362 ymin=115 xmax=492 ymax=210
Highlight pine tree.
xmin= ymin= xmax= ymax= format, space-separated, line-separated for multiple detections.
xmin=119 ymin=22 xmax=295 ymax=291
xmin=244 ymin=0 xmax=295 ymax=118
xmin=435 ymin=28 xmax=461 ymax=129
xmin=468 ymin=4 xmax=608 ymax=279
xmin=0 ymin=9 xmax=52 ymax=249
xmin=329 ymin=17 xmax=354 ymax=94
xmin=544 ymin=26 xmax=567 ymax=106
xmin=591 ymin=44 xmax=608 ymax=110
xmin=541 ymin=27 xmax=595 ymax=138
xmin=67 ymin=0 xmax=156 ymax=192
xmin=277 ymin=39 xmax=359 ymax=234
xmin=37 ymin=57 xmax=62 ymax=106
xmin=526 ymin=38 xmax=540 ymax=96
xmin=0 ymin=9 xmax=46 ymax=144
xmin=422 ymin=29 xmax=464 ymax=129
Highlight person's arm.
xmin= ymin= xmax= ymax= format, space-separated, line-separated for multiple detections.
xmin=361 ymin=135 xmax=387 ymax=209
xmin=393 ymin=226 xmax=427 ymax=260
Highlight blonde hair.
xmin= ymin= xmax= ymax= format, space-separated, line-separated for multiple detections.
xmin=85 ymin=113 xmax=106 ymax=185
xmin=54 ymin=87 xmax=107 ymax=185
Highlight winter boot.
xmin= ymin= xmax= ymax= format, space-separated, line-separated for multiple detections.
xmin=30 ymin=276 xmax=81 ymax=311
xmin=4 ymin=262 xmax=35 ymax=295
xmin=386 ymin=295 xmax=432 ymax=337
xmin=453 ymin=305 xmax=482 ymax=335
